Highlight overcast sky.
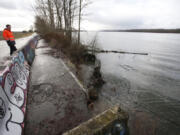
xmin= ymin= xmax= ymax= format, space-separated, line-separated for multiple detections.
xmin=0 ymin=0 xmax=180 ymax=31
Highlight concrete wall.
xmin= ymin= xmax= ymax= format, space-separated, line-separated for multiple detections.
xmin=0 ymin=36 xmax=38 ymax=135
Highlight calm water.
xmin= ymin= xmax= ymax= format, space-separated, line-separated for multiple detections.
xmin=81 ymin=32 xmax=180 ymax=135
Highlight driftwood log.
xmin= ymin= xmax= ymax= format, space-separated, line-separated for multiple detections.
xmin=87 ymin=49 xmax=148 ymax=55
xmin=86 ymin=46 xmax=148 ymax=55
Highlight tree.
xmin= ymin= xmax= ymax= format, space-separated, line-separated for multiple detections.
xmin=47 ymin=0 xmax=55 ymax=29
xmin=34 ymin=0 xmax=90 ymax=45
xmin=78 ymin=0 xmax=82 ymax=46
xmin=53 ymin=0 xmax=63 ymax=30
xmin=77 ymin=0 xmax=90 ymax=45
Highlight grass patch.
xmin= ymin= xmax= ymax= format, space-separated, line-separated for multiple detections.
xmin=0 ymin=31 xmax=33 ymax=41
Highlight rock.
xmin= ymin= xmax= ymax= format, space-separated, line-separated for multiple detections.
xmin=92 ymin=66 xmax=105 ymax=88
xmin=88 ymin=88 xmax=98 ymax=101
xmin=87 ymin=99 xmax=94 ymax=110
xmin=83 ymin=53 xmax=96 ymax=64
xmin=93 ymin=66 xmax=102 ymax=78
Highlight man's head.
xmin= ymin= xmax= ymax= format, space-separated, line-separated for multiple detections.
xmin=6 ymin=24 xmax=11 ymax=30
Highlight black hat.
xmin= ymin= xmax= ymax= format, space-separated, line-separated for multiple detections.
xmin=6 ymin=24 xmax=11 ymax=28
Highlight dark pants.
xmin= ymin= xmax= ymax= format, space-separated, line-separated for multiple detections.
xmin=7 ymin=40 xmax=17 ymax=55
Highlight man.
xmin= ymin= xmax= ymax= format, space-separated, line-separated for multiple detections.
xmin=3 ymin=24 xmax=17 ymax=55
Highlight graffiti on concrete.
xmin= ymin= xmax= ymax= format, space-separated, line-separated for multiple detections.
xmin=0 ymin=36 xmax=38 ymax=135
xmin=0 ymin=86 xmax=24 ymax=135
xmin=3 ymin=71 xmax=26 ymax=107
xmin=0 ymin=76 xmax=2 ymax=84
xmin=11 ymin=65 xmax=27 ymax=90
xmin=0 ymin=97 xmax=6 ymax=119
xmin=22 ymin=39 xmax=37 ymax=65
xmin=18 ymin=51 xmax=25 ymax=64
xmin=12 ymin=53 xmax=30 ymax=79
xmin=14 ymin=92 xmax=23 ymax=103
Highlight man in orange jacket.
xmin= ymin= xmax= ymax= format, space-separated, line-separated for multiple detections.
xmin=3 ymin=24 xmax=17 ymax=55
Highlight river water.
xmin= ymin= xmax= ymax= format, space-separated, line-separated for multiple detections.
xmin=81 ymin=32 xmax=180 ymax=135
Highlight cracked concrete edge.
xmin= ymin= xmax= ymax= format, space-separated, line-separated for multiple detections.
xmin=63 ymin=106 xmax=128 ymax=135
xmin=60 ymin=58 xmax=89 ymax=97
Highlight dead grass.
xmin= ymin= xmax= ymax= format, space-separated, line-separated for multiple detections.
xmin=42 ymin=32 xmax=88 ymax=65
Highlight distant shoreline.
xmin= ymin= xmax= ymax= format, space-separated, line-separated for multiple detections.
xmin=98 ymin=29 xmax=180 ymax=34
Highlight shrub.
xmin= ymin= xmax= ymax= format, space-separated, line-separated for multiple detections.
xmin=42 ymin=32 xmax=88 ymax=65
xmin=29 ymin=30 xmax=33 ymax=33
xmin=22 ymin=30 xmax=27 ymax=33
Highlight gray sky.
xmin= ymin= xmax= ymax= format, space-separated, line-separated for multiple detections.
xmin=0 ymin=0 xmax=180 ymax=31
xmin=0 ymin=0 xmax=35 ymax=31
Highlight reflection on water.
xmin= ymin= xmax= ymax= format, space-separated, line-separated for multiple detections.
xmin=81 ymin=32 xmax=180 ymax=135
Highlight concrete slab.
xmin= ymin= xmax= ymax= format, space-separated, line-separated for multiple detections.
xmin=25 ymin=40 xmax=92 ymax=135
xmin=63 ymin=106 xmax=129 ymax=135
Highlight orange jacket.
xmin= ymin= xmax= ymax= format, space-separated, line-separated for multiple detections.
xmin=3 ymin=29 xmax=15 ymax=41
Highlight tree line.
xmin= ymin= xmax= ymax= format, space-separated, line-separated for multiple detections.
xmin=34 ymin=0 xmax=89 ymax=44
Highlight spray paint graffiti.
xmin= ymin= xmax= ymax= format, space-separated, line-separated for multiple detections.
xmin=0 ymin=98 xmax=6 ymax=119
xmin=18 ymin=51 xmax=25 ymax=65
xmin=0 ymin=86 xmax=24 ymax=135
xmin=0 ymin=61 xmax=27 ymax=135
xmin=11 ymin=65 xmax=27 ymax=90
xmin=22 ymin=41 xmax=36 ymax=66
xmin=0 ymin=76 xmax=3 ymax=84
xmin=0 ymin=36 xmax=38 ymax=135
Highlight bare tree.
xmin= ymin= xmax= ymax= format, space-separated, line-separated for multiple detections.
xmin=77 ymin=0 xmax=82 ymax=46
xmin=77 ymin=0 xmax=90 ymax=45
xmin=34 ymin=0 xmax=90 ymax=45
xmin=62 ymin=0 xmax=77 ymax=41
xmin=47 ymin=0 xmax=55 ymax=28
xmin=35 ymin=0 xmax=48 ymax=21
xmin=53 ymin=0 xmax=63 ymax=30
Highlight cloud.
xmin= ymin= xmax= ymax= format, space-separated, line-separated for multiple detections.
xmin=0 ymin=0 xmax=180 ymax=30
xmin=82 ymin=0 xmax=180 ymax=29
xmin=0 ymin=0 xmax=35 ymax=31
xmin=0 ymin=1 xmax=17 ymax=10
xmin=0 ymin=0 xmax=34 ymax=11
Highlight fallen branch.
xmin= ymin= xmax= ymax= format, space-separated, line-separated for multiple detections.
xmin=87 ymin=49 xmax=148 ymax=55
